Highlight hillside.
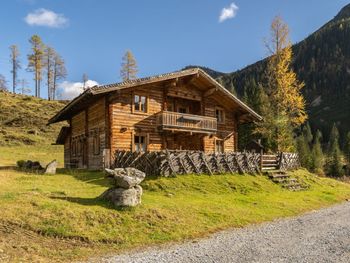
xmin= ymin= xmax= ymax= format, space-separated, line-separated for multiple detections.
xmin=193 ymin=4 xmax=350 ymax=142
xmin=0 ymin=90 xmax=66 ymax=147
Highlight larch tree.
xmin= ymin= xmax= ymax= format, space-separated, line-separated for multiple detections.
xmin=27 ymin=35 xmax=44 ymax=97
xmin=345 ymin=131 xmax=350 ymax=165
xmin=256 ymin=16 xmax=307 ymax=152
xmin=52 ymin=52 xmax=67 ymax=100
xmin=82 ymin=73 xmax=88 ymax=90
xmin=44 ymin=46 xmax=56 ymax=100
xmin=18 ymin=78 xmax=31 ymax=95
xmin=9 ymin=45 xmax=21 ymax=93
xmin=120 ymin=50 xmax=138 ymax=81
xmin=0 ymin=74 xmax=8 ymax=91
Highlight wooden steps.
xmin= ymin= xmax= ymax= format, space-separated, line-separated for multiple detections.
xmin=265 ymin=170 xmax=308 ymax=191
xmin=261 ymin=154 xmax=279 ymax=171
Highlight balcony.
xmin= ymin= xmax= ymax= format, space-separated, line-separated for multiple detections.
xmin=156 ymin=111 xmax=217 ymax=134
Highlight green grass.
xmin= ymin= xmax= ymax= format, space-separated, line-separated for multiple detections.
xmin=0 ymin=145 xmax=64 ymax=166
xmin=0 ymin=91 xmax=66 ymax=147
xmin=0 ymin=167 xmax=349 ymax=262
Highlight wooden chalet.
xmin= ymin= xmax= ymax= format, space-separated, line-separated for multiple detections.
xmin=48 ymin=68 xmax=262 ymax=169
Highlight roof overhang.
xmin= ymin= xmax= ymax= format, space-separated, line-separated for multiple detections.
xmin=48 ymin=68 xmax=262 ymax=125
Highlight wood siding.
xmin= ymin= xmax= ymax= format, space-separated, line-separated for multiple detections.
xmin=65 ymin=82 xmax=239 ymax=169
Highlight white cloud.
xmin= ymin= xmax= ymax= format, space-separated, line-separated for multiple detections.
xmin=219 ymin=2 xmax=239 ymax=22
xmin=24 ymin=8 xmax=69 ymax=28
xmin=58 ymin=80 xmax=98 ymax=100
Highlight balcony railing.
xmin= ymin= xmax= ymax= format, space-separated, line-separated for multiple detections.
xmin=156 ymin=111 xmax=217 ymax=133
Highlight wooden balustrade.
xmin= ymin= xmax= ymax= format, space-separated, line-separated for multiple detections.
xmin=157 ymin=111 xmax=217 ymax=133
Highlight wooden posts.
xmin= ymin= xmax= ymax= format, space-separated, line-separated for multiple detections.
xmin=113 ymin=150 xmax=262 ymax=176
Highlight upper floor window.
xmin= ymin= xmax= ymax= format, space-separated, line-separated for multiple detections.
xmin=134 ymin=94 xmax=147 ymax=113
xmin=178 ymin=107 xmax=188 ymax=114
xmin=216 ymin=108 xmax=225 ymax=123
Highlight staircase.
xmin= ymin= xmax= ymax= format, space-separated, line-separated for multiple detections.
xmin=261 ymin=154 xmax=279 ymax=171
xmin=266 ymin=170 xmax=308 ymax=191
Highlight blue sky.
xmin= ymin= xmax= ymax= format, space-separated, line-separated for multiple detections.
xmin=0 ymin=0 xmax=349 ymax=99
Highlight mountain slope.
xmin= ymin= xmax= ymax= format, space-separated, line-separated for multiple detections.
xmin=196 ymin=4 xmax=350 ymax=142
xmin=0 ymin=91 xmax=67 ymax=146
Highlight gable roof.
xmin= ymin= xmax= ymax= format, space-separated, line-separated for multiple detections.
xmin=48 ymin=68 xmax=262 ymax=124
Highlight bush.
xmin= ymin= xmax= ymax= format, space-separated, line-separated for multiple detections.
xmin=16 ymin=160 xmax=26 ymax=168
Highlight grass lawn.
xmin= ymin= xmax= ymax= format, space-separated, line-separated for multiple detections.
xmin=0 ymin=162 xmax=350 ymax=262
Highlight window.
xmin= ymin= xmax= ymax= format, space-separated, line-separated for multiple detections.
xmin=134 ymin=134 xmax=147 ymax=152
xmin=215 ymin=139 xmax=224 ymax=153
xmin=93 ymin=131 xmax=100 ymax=155
xmin=178 ymin=107 xmax=187 ymax=114
xmin=134 ymin=94 xmax=147 ymax=113
xmin=216 ymin=108 xmax=225 ymax=123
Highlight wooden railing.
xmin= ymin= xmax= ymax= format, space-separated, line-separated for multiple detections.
xmin=156 ymin=111 xmax=217 ymax=133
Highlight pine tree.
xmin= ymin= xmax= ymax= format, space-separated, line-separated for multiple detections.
xmin=327 ymin=124 xmax=344 ymax=177
xmin=311 ymin=130 xmax=324 ymax=174
xmin=27 ymin=35 xmax=44 ymax=97
xmin=9 ymin=45 xmax=21 ymax=93
xmin=120 ymin=50 xmax=138 ymax=81
xmin=328 ymin=123 xmax=340 ymax=153
xmin=344 ymin=132 xmax=350 ymax=175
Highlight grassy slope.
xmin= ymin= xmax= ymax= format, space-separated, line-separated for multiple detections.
xmin=0 ymin=91 xmax=65 ymax=166
xmin=0 ymin=168 xmax=349 ymax=262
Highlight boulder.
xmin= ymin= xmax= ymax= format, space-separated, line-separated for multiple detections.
xmin=105 ymin=168 xmax=145 ymax=189
xmin=100 ymin=185 xmax=143 ymax=207
xmin=45 ymin=160 xmax=57 ymax=175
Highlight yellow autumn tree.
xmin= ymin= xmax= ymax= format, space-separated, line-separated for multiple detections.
xmin=256 ymin=16 xmax=307 ymax=152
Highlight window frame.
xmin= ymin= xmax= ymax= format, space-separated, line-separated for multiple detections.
xmin=132 ymin=93 xmax=149 ymax=113
xmin=215 ymin=107 xmax=225 ymax=124
xmin=132 ymin=133 xmax=149 ymax=153
xmin=215 ymin=138 xmax=224 ymax=153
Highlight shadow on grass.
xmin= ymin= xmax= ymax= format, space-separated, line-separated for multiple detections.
xmin=56 ymin=168 xmax=163 ymax=187
xmin=57 ymin=168 xmax=110 ymax=187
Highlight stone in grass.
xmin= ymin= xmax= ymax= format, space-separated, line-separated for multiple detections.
xmin=105 ymin=168 xmax=146 ymax=189
xmin=100 ymin=185 xmax=143 ymax=207
xmin=44 ymin=160 xmax=57 ymax=175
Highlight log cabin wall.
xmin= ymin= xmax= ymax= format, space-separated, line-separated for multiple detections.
xmin=64 ymin=135 xmax=71 ymax=168
xmin=65 ymin=98 xmax=106 ymax=169
xmin=70 ymin=111 xmax=86 ymax=167
xmin=202 ymin=97 xmax=237 ymax=153
xmin=87 ymin=98 xmax=106 ymax=169
xmin=108 ymin=85 xmax=164 ymax=156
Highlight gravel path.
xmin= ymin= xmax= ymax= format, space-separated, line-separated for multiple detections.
xmin=97 ymin=202 xmax=350 ymax=263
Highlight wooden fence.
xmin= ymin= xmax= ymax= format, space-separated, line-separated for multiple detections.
xmin=278 ymin=152 xmax=300 ymax=171
xmin=113 ymin=150 xmax=300 ymax=176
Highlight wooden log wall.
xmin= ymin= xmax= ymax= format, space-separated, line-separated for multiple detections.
xmin=113 ymin=150 xmax=262 ymax=176
xmin=278 ymin=152 xmax=300 ymax=171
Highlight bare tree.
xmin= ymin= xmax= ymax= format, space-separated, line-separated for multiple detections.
xmin=82 ymin=73 xmax=88 ymax=90
xmin=0 ymin=74 xmax=8 ymax=91
xmin=18 ymin=79 xmax=31 ymax=95
xmin=27 ymin=35 xmax=44 ymax=97
xmin=9 ymin=45 xmax=21 ymax=93
xmin=52 ymin=53 xmax=67 ymax=100
xmin=44 ymin=46 xmax=55 ymax=100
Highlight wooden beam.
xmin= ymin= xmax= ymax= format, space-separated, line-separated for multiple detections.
xmin=203 ymin=87 xmax=217 ymax=97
